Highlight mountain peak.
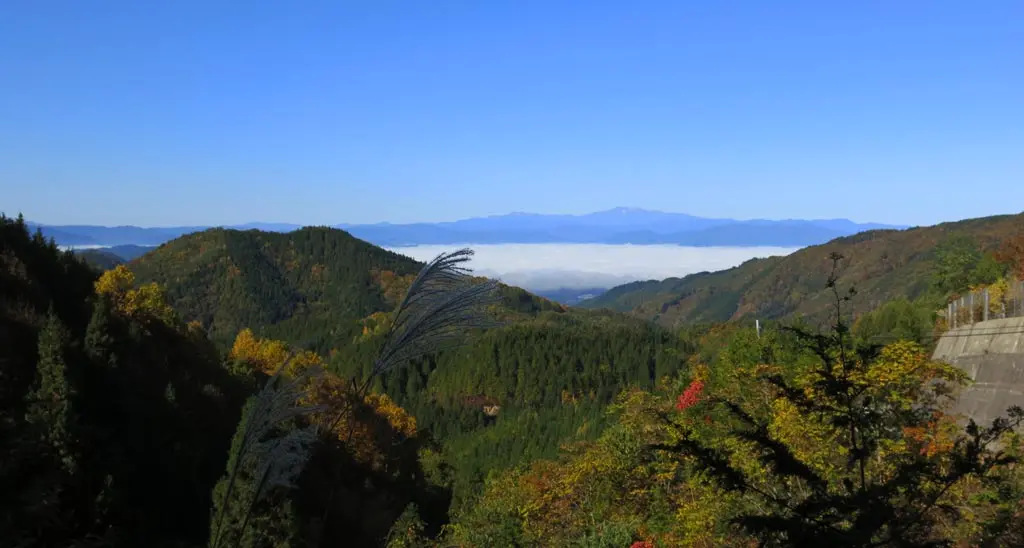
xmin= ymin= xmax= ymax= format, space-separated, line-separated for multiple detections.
xmin=602 ymin=207 xmax=657 ymax=214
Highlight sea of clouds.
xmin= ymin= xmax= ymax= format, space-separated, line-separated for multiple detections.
xmin=385 ymin=243 xmax=800 ymax=292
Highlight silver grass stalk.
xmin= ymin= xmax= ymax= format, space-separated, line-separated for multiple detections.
xmin=316 ymin=248 xmax=502 ymax=545
xmin=234 ymin=423 xmax=319 ymax=545
xmin=359 ymin=248 xmax=501 ymax=394
xmin=210 ymin=354 xmax=325 ymax=548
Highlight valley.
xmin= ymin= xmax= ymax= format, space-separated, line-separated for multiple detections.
xmin=6 ymin=210 xmax=1024 ymax=546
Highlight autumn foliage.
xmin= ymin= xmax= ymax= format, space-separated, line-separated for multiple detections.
xmin=94 ymin=264 xmax=177 ymax=325
xmin=229 ymin=328 xmax=322 ymax=376
xmin=228 ymin=328 xmax=419 ymax=471
xmin=448 ymin=314 xmax=1024 ymax=547
xmin=675 ymin=378 xmax=705 ymax=411
xmin=995 ymin=232 xmax=1024 ymax=280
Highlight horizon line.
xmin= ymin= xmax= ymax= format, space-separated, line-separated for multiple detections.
xmin=14 ymin=207 xmax=910 ymax=230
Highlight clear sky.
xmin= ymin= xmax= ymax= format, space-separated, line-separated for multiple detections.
xmin=2 ymin=1 xmax=1022 ymax=227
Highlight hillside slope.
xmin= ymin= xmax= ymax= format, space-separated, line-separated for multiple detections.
xmin=1 ymin=215 xmax=243 ymax=547
xmin=581 ymin=213 xmax=1024 ymax=326
xmin=128 ymin=226 xmax=426 ymax=349
xmin=129 ymin=226 xmax=565 ymax=350
xmin=76 ymin=248 xmax=125 ymax=270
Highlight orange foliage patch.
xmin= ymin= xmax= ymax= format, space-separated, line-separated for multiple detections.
xmin=370 ymin=268 xmax=415 ymax=305
xmin=903 ymin=412 xmax=958 ymax=458
xmin=995 ymin=233 xmax=1024 ymax=280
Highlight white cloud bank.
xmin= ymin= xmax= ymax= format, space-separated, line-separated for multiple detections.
xmin=386 ymin=243 xmax=800 ymax=292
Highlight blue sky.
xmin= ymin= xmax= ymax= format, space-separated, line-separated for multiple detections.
xmin=2 ymin=1 xmax=1022 ymax=227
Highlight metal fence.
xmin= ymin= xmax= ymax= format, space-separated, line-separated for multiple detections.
xmin=944 ymin=279 xmax=1024 ymax=329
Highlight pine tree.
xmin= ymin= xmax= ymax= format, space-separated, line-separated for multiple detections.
xmin=84 ymin=297 xmax=116 ymax=368
xmin=25 ymin=310 xmax=78 ymax=474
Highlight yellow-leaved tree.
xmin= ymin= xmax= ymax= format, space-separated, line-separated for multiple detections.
xmin=94 ymin=265 xmax=177 ymax=325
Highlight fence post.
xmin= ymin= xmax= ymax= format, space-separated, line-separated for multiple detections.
xmin=952 ymin=300 xmax=958 ymax=329
xmin=984 ymin=288 xmax=989 ymax=322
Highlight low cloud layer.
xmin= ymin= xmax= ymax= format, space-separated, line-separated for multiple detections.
xmin=386 ymin=243 xmax=799 ymax=292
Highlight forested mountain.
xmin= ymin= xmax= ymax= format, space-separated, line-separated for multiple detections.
xmin=76 ymin=248 xmax=125 ymax=270
xmin=582 ymin=212 xmax=1024 ymax=327
xmin=72 ymin=245 xmax=152 ymax=271
xmin=128 ymin=227 xmax=427 ymax=350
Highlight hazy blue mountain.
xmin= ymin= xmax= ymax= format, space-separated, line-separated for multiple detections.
xmin=31 ymin=224 xmax=204 ymax=246
xmin=103 ymin=244 xmax=155 ymax=261
xmin=27 ymin=222 xmax=299 ymax=247
xmin=27 ymin=209 xmax=904 ymax=248
xmin=340 ymin=208 xmax=904 ymax=247
xmin=72 ymin=244 xmax=155 ymax=271
xmin=533 ymin=287 xmax=608 ymax=306
xmin=25 ymin=223 xmax=101 ymax=245
xmin=230 ymin=222 xmax=303 ymax=232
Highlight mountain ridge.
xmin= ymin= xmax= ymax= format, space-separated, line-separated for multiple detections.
xmin=580 ymin=212 xmax=1024 ymax=326
xmin=24 ymin=208 xmax=905 ymax=248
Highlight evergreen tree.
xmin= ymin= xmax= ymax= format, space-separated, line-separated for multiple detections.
xmin=84 ymin=296 xmax=116 ymax=368
xmin=25 ymin=310 xmax=78 ymax=474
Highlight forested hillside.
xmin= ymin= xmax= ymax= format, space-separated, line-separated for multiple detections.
xmin=582 ymin=212 xmax=1024 ymax=327
xmin=330 ymin=308 xmax=701 ymax=508
xmin=1 ymin=214 xmax=246 ymax=546
xmin=129 ymin=227 xmax=425 ymax=350
xmin=77 ymin=248 xmax=125 ymax=270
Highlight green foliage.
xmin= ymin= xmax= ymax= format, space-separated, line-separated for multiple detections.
xmin=970 ymin=252 xmax=1006 ymax=287
xmin=932 ymin=233 xmax=983 ymax=295
xmin=25 ymin=311 xmax=79 ymax=473
xmin=385 ymin=503 xmax=428 ymax=548
xmin=328 ymin=310 xmax=700 ymax=510
xmin=853 ymin=297 xmax=936 ymax=347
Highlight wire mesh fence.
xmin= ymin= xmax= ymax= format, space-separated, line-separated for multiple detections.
xmin=942 ymin=279 xmax=1024 ymax=329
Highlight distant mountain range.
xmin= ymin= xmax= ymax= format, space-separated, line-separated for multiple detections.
xmin=338 ymin=208 xmax=904 ymax=247
xmin=28 ymin=208 xmax=905 ymax=248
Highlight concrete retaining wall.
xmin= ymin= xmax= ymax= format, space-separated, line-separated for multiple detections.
xmin=932 ymin=317 xmax=1024 ymax=427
